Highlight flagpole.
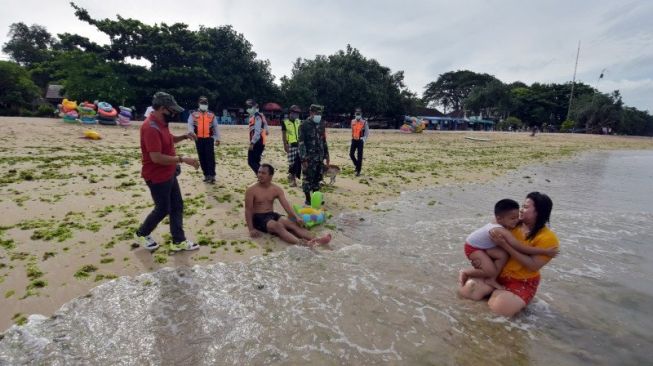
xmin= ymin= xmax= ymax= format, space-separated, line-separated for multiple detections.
xmin=566 ymin=41 xmax=581 ymax=120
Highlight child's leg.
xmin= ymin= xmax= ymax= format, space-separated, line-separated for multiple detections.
xmin=484 ymin=247 xmax=509 ymax=289
xmin=485 ymin=247 xmax=509 ymax=277
xmin=460 ymin=250 xmax=498 ymax=286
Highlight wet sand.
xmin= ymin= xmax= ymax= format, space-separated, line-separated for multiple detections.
xmin=1 ymin=117 xmax=652 ymax=331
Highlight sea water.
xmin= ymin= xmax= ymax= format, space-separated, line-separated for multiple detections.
xmin=1 ymin=150 xmax=652 ymax=365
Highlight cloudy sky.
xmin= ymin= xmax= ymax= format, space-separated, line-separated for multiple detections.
xmin=1 ymin=0 xmax=651 ymax=112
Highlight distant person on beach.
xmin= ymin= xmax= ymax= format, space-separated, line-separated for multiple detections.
xmin=245 ymin=163 xmax=332 ymax=247
xmin=135 ymin=92 xmax=200 ymax=252
xmin=458 ymin=192 xmax=560 ymax=316
xmin=459 ymin=199 xmax=558 ymax=290
xmin=187 ymin=96 xmax=220 ymax=184
xmin=298 ymin=104 xmax=329 ymax=205
xmin=349 ymin=107 xmax=369 ymax=177
xmin=246 ymin=99 xmax=270 ymax=175
xmin=282 ymin=105 xmax=303 ymax=187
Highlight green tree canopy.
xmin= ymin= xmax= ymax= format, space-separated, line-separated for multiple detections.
xmin=0 ymin=61 xmax=41 ymax=115
xmin=423 ymin=70 xmax=498 ymax=112
xmin=15 ymin=2 xmax=279 ymax=111
xmin=280 ymin=45 xmax=408 ymax=117
xmin=2 ymin=23 xmax=56 ymax=67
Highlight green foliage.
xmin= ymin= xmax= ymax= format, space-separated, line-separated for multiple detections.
xmin=569 ymin=91 xmax=623 ymax=134
xmin=2 ymin=22 xmax=56 ymax=67
xmin=497 ymin=116 xmax=523 ymax=131
xmin=560 ymin=119 xmax=575 ymax=132
xmin=280 ymin=45 xmax=407 ymax=117
xmin=0 ymin=61 xmax=41 ymax=115
xmin=51 ymin=51 xmax=135 ymax=106
xmin=423 ymin=70 xmax=498 ymax=112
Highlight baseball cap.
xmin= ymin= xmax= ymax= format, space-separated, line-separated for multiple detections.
xmin=152 ymin=92 xmax=184 ymax=113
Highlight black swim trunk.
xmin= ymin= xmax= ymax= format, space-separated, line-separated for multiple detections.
xmin=253 ymin=212 xmax=282 ymax=233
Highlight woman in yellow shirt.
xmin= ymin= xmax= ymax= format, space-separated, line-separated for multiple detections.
xmin=458 ymin=192 xmax=559 ymax=316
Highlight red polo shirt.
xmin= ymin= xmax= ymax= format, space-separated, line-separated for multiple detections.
xmin=140 ymin=114 xmax=176 ymax=183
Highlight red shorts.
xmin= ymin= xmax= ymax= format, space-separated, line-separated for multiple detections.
xmin=464 ymin=243 xmax=482 ymax=259
xmin=497 ymin=275 xmax=540 ymax=304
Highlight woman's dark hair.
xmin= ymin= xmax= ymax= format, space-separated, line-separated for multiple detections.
xmin=526 ymin=191 xmax=553 ymax=240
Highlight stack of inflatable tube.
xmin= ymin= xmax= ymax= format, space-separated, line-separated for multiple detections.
xmin=78 ymin=102 xmax=97 ymax=125
xmin=97 ymin=102 xmax=117 ymax=125
xmin=61 ymin=99 xmax=79 ymax=123
xmin=117 ymin=106 xmax=132 ymax=126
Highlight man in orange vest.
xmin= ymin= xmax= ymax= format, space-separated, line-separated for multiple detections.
xmin=350 ymin=107 xmax=369 ymax=176
xmin=187 ymin=96 xmax=221 ymax=184
xmin=246 ymin=99 xmax=269 ymax=175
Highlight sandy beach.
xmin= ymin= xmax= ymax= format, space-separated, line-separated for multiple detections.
xmin=1 ymin=116 xmax=652 ymax=332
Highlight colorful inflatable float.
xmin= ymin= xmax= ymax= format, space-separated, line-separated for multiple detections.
xmin=292 ymin=191 xmax=327 ymax=228
xmin=60 ymin=99 xmax=79 ymax=123
xmin=400 ymin=116 xmax=427 ymax=133
xmin=117 ymin=106 xmax=133 ymax=126
xmin=97 ymin=102 xmax=117 ymax=125
xmin=78 ymin=101 xmax=97 ymax=125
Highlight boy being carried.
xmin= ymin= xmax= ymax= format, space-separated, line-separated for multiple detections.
xmin=460 ymin=199 xmax=558 ymax=289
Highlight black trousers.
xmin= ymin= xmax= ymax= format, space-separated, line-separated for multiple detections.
xmin=349 ymin=139 xmax=364 ymax=173
xmin=248 ymin=140 xmax=265 ymax=174
xmin=195 ymin=137 xmax=216 ymax=178
xmin=137 ymin=176 xmax=186 ymax=244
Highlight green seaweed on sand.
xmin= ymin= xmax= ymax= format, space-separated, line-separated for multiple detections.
xmin=74 ymin=265 xmax=98 ymax=279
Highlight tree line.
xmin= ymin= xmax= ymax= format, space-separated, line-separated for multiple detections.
xmin=1 ymin=2 xmax=651 ymax=135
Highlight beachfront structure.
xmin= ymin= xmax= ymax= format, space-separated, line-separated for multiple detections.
xmin=418 ymin=115 xmax=495 ymax=131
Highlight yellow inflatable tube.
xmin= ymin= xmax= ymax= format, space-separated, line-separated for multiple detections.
xmin=83 ymin=129 xmax=101 ymax=140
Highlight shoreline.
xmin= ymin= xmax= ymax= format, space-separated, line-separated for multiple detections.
xmin=1 ymin=117 xmax=652 ymax=332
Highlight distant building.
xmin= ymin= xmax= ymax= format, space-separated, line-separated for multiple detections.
xmin=45 ymin=84 xmax=64 ymax=105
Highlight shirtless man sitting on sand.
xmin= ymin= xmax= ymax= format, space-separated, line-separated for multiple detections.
xmin=245 ymin=163 xmax=331 ymax=247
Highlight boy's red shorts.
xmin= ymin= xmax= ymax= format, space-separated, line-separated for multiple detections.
xmin=464 ymin=243 xmax=482 ymax=259
xmin=497 ymin=275 xmax=540 ymax=304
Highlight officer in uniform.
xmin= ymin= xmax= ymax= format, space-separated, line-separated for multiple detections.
xmin=187 ymin=96 xmax=220 ymax=183
xmin=298 ymin=104 xmax=329 ymax=205
xmin=282 ymin=105 xmax=303 ymax=187
xmin=349 ymin=107 xmax=369 ymax=176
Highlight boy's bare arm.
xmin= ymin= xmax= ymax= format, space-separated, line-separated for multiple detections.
xmin=490 ymin=228 xmax=558 ymax=257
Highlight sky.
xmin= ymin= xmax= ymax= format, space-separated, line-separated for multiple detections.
xmin=1 ymin=0 xmax=651 ymax=112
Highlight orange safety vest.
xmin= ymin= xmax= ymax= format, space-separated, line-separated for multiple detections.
xmin=351 ymin=119 xmax=367 ymax=140
xmin=248 ymin=114 xmax=267 ymax=145
xmin=192 ymin=111 xmax=215 ymax=138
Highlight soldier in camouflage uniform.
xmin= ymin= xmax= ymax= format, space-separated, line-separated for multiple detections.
xmin=298 ymin=104 xmax=330 ymax=205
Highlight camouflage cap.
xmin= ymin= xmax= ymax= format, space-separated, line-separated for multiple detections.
xmin=152 ymin=92 xmax=184 ymax=113
xmin=309 ymin=104 xmax=324 ymax=113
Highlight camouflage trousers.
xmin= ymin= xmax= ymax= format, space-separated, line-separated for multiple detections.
xmin=302 ymin=161 xmax=324 ymax=195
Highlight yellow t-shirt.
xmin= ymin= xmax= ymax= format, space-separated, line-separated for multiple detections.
xmin=500 ymin=226 xmax=559 ymax=280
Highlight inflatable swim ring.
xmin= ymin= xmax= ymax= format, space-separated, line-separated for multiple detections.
xmin=291 ymin=191 xmax=326 ymax=228
xmin=62 ymin=99 xmax=78 ymax=113
xmin=83 ymin=130 xmax=101 ymax=140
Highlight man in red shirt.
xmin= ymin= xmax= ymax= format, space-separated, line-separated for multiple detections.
xmin=135 ymin=92 xmax=201 ymax=252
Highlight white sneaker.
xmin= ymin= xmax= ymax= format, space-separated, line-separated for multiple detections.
xmin=169 ymin=240 xmax=199 ymax=252
xmin=136 ymin=233 xmax=159 ymax=251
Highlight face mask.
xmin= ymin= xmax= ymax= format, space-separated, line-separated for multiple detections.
xmin=163 ymin=110 xmax=176 ymax=124
xmin=355 ymin=114 xmax=361 ymax=120
xmin=313 ymin=115 xmax=322 ymax=123
xmin=248 ymin=107 xmax=258 ymax=115
xmin=199 ymin=104 xmax=208 ymax=112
